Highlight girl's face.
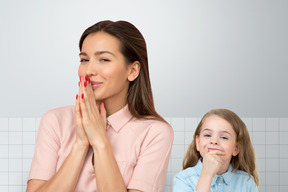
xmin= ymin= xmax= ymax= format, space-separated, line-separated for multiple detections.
xmin=196 ymin=115 xmax=239 ymax=166
xmin=78 ymin=32 xmax=136 ymax=105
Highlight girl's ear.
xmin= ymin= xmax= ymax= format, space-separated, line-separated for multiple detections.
xmin=232 ymin=143 xmax=240 ymax=156
xmin=128 ymin=61 xmax=140 ymax=82
xmin=195 ymin=135 xmax=200 ymax=151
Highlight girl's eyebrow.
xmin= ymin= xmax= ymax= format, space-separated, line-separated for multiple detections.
xmin=201 ymin=128 xmax=211 ymax=132
xmin=220 ymin=131 xmax=232 ymax=136
xmin=201 ymin=128 xmax=232 ymax=136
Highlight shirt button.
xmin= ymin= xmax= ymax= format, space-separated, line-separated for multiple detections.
xmin=218 ymin=183 xmax=221 ymax=186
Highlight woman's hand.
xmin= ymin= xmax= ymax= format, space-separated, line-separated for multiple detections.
xmin=75 ymin=77 xmax=90 ymax=148
xmin=76 ymin=76 xmax=107 ymax=149
xmin=201 ymin=147 xmax=225 ymax=177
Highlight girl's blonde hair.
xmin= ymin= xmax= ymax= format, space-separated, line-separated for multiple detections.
xmin=182 ymin=109 xmax=259 ymax=186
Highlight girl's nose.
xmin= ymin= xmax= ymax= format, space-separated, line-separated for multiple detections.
xmin=210 ymin=137 xmax=218 ymax=145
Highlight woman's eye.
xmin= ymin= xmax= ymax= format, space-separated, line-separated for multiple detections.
xmin=80 ymin=59 xmax=89 ymax=63
xmin=100 ymin=58 xmax=110 ymax=62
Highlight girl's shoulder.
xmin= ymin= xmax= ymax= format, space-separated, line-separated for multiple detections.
xmin=175 ymin=167 xmax=198 ymax=180
xmin=232 ymin=169 xmax=257 ymax=185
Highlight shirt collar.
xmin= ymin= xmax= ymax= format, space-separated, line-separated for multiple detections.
xmin=195 ymin=159 xmax=234 ymax=186
xmin=106 ymin=104 xmax=133 ymax=133
xmin=212 ymin=164 xmax=234 ymax=186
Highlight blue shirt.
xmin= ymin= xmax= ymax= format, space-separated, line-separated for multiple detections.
xmin=173 ymin=159 xmax=258 ymax=192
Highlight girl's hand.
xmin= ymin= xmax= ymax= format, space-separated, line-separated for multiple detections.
xmin=78 ymin=75 xmax=107 ymax=149
xmin=201 ymin=147 xmax=225 ymax=177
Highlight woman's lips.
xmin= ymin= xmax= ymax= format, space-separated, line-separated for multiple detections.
xmin=91 ymin=81 xmax=102 ymax=89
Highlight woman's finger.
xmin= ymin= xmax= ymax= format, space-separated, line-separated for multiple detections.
xmin=99 ymin=102 xmax=107 ymax=127
xmin=84 ymin=75 xmax=99 ymax=118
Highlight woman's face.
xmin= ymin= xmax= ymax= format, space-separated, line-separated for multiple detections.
xmin=78 ymin=32 xmax=133 ymax=105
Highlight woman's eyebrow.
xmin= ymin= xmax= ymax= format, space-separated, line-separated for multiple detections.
xmin=95 ymin=51 xmax=116 ymax=57
xmin=79 ymin=51 xmax=116 ymax=57
xmin=79 ymin=52 xmax=87 ymax=56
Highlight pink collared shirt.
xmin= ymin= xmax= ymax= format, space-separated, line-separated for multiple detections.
xmin=28 ymin=105 xmax=173 ymax=192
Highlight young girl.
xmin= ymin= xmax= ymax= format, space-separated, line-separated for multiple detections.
xmin=173 ymin=109 xmax=259 ymax=192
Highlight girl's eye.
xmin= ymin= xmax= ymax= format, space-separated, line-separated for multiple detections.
xmin=204 ymin=134 xmax=211 ymax=137
xmin=221 ymin=136 xmax=228 ymax=140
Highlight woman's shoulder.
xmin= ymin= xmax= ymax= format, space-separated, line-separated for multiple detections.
xmin=40 ymin=105 xmax=75 ymax=127
xmin=132 ymin=117 xmax=173 ymax=135
xmin=42 ymin=105 xmax=75 ymax=118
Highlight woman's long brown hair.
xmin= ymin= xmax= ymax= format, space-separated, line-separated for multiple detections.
xmin=182 ymin=109 xmax=259 ymax=186
xmin=79 ymin=20 xmax=165 ymax=121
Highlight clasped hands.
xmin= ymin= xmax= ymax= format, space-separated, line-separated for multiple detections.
xmin=75 ymin=75 xmax=107 ymax=149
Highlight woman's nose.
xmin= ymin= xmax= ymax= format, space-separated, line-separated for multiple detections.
xmin=86 ymin=60 xmax=97 ymax=76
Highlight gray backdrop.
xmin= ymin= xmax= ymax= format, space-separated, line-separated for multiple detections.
xmin=0 ymin=0 xmax=287 ymax=118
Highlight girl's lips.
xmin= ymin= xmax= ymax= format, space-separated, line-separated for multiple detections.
xmin=208 ymin=148 xmax=220 ymax=152
xmin=91 ymin=81 xmax=102 ymax=89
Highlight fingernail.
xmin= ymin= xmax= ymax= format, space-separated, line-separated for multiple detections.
xmin=81 ymin=93 xmax=84 ymax=99
xmin=78 ymin=81 xmax=80 ymax=87
xmin=103 ymin=102 xmax=105 ymax=107
xmin=84 ymin=81 xmax=87 ymax=87
xmin=76 ymin=94 xmax=78 ymax=100
xmin=79 ymin=76 xmax=81 ymax=82
xmin=85 ymin=75 xmax=91 ymax=83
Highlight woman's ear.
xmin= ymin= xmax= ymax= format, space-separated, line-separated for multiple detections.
xmin=232 ymin=143 xmax=240 ymax=156
xmin=128 ymin=61 xmax=140 ymax=82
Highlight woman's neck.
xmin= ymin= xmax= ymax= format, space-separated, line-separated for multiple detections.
xmin=105 ymin=100 xmax=127 ymax=116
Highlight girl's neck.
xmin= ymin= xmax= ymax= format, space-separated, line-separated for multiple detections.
xmin=216 ymin=161 xmax=230 ymax=175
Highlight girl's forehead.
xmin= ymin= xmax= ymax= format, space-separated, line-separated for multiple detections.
xmin=200 ymin=115 xmax=236 ymax=135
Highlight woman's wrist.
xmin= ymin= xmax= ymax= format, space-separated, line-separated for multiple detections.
xmin=73 ymin=140 xmax=90 ymax=152
xmin=91 ymin=137 xmax=111 ymax=153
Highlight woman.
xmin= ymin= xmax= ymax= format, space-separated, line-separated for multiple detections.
xmin=27 ymin=20 xmax=174 ymax=192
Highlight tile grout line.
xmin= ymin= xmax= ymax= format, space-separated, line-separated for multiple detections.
xmin=8 ymin=118 xmax=9 ymax=191
xmin=22 ymin=118 xmax=23 ymax=189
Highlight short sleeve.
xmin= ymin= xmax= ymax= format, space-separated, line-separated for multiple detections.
xmin=173 ymin=173 xmax=194 ymax=192
xmin=28 ymin=109 xmax=61 ymax=181
xmin=127 ymin=122 xmax=174 ymax=192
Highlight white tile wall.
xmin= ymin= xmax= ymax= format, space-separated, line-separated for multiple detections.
xmin=0 ymin=117 xmax=287 ymax=192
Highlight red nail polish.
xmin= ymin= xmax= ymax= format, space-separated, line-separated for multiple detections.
xmin=81 ymin=93 xmax=84 ymax=99
xmin=78 ymin=81 xmax=80 ymax=86
xmin=103 ymin=102 xmax=105 ymax=107
xmin=85 ymin=75 xmax=91 ymax=83
xmin=76 ymin=94 xmax=78 ymax=100
xmin=84 ymin=81 xmax=87 ymax=87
